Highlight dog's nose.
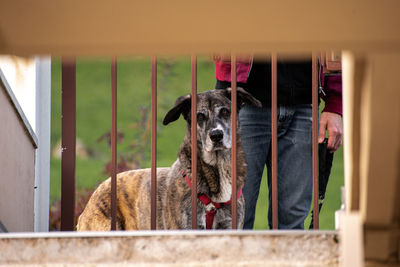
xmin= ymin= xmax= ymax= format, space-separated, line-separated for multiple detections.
xmin=209 ymin=129 xmax=223 ymax=142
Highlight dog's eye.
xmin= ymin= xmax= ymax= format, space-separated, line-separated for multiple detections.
xmin=220 ymin=108 xmax=230 ymax=117
xmin=197 ymin=113 xmax=206 ymax=122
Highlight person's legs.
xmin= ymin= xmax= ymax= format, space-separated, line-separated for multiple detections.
xmin=239 ymin=105 xmax=271 ymax=229
xmin=267 ymin=104 xmax=313 ymax=229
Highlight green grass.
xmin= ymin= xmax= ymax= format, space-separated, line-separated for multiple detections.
xmin=50 ymin=57 xmax=344 ymax=230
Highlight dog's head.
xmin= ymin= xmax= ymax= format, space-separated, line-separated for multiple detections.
xmin=163 ymin=88 xmax=261 ymax=156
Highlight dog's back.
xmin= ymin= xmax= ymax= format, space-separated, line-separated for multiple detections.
xmin=77 ymin=167 xmax=170 ymax=231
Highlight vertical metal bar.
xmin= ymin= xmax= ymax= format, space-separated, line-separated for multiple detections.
xmin=110 ymin=56 xmax=117 ymax=231
xmin=191 ymin=55 xmax=198 ymax=229
xmin=231 ymin=55 xmax=238 ymax=229
xmin=312 ymin=53 xmax=320 ymax=229
xmin=61 ymin=58 xmax=76 ymax=231
xmin=271 ymin=53 xmax=278 ymax=230
xmin=151 ymin=55 xmax=157 ymax=230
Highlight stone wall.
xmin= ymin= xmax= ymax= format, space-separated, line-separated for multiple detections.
xmin=0 ymin=231 xmax=339 ymax=266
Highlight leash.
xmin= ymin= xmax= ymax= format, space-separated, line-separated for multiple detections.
xmin=181 ymin=170 xmax=242 ymax=229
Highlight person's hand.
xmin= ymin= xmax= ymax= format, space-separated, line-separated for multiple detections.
xmin=318 ymin=112 xmax=343 ymax=152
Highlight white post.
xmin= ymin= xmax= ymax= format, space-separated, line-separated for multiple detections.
xmin=34 ymin=57 xmax=51 ymax=232
xmin=340 ymin=212 xmax=364 ymax=267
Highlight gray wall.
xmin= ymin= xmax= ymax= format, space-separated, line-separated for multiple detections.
xmin=0 ymin=71 xmax=37 ymax=232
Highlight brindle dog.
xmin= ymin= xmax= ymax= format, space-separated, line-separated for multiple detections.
xmin=77 ymin=88 xmax=261 ymax=230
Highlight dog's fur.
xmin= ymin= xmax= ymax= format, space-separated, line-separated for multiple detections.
xmin=77 ymin=88 xmax=261 ymax=230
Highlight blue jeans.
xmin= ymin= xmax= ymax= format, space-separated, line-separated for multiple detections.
xmin=239 ymin=104 xmax=313 ymax=229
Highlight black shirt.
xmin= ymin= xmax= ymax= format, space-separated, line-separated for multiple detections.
xmin=216 ymin=59 xmax=313 ymax=107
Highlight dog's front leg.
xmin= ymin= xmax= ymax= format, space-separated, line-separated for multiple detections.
xmin=196 ymin=207 xmax=207 ymax=229
xmin=237 ymin=197 xmax=245 ymax=229
xmin=179 ymin=205 xmax=206 ymax=229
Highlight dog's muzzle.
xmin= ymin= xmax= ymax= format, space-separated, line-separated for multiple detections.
xmin=209 ymin=129 xmax=223 ymax=143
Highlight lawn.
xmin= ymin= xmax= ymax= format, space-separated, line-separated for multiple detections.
xmin=50 ymin=57 xmax=344 ymax=230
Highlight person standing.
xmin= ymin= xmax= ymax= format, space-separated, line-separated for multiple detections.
xmin=214 ymin=55 xmax=343 ymax=229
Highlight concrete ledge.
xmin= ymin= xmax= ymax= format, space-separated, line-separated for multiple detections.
xmin=0 ymin=231 xmax=339 ymax=266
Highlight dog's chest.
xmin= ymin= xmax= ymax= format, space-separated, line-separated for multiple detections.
xmin=211 ymin=154 xmax=232 ymax=203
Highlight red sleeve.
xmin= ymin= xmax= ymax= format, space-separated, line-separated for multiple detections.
xmin=322 ymin=74 xmax=342 ymax=116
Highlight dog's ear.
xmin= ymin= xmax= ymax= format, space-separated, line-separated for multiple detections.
xmin=224 ymin=87 xmax=262 ymax=109
xmin=163 ymin=94 xmax=191 ymax=125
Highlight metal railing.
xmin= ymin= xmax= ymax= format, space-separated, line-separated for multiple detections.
xmin=60 ymin=54 xmax=322 ymax=231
